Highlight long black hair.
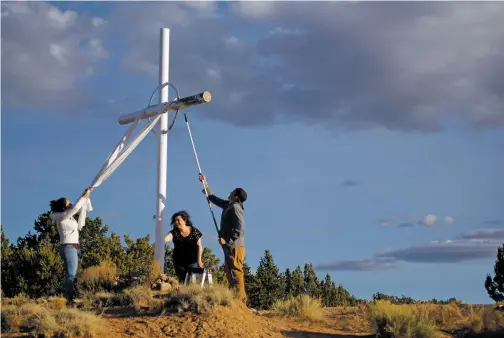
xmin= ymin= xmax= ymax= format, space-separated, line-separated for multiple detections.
xmin=170 ymin=210 xmax=193 ymax=228
xmin=50 ymin=197 xmax=69 ymax=213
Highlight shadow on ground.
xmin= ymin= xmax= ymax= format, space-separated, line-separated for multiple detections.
xmin=282 ymin=331 xmax=375 ymax=338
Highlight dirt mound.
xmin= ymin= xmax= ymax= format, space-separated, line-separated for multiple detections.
xmin=1 ymin=292 xmax=375 ymax=338
xmin=104 ymin=303 xmax=284 ymax=337
xmin=102 ymin=304 xmax=377 ymax=338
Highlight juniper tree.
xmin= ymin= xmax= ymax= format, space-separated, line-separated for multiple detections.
xmin=243 ymin=261 xmax=261 ymax=308
xmin=284 ymin=268 xmax=292 ymax=299
xmin=322 ymin=273 xmax=335 ymax=306
xmin=255 ymin=250 xmax=284 ymax=309
xmin=291 ymin=265 xmax=305 ymax=297
xmin=121 ymin=234 xmax=155 ymax=280
xmin=78 ymin=217 xmax=123 ymax=271
xmin=303 ymin=263 xmax=320 ymax=298
xmin=485 ymin=243 xmax=504 ymax=302
xmin=1 ymin=226 xmax=16 ymax=296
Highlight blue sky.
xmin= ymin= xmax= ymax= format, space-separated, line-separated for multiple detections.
xmin=2 ymin=1 xmax=504 ymax=304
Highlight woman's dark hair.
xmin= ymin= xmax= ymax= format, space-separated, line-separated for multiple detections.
xmin=50 ymin=197 xmax=68 ymax=213
xmin=170 ymin=210 xmax=193 ymax=228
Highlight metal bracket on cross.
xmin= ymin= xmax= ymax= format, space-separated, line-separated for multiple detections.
xmin=118 ymin=91 xmax=212 ymax=125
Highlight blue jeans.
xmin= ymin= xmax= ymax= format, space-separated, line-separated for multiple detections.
xmin=59 ymin=245 xmax=79 ymax=303
xmin=174 ymin=262 xmax=199 ymax=283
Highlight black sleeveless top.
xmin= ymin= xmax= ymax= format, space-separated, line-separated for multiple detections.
xmin=170 ymin=226 xmax=203 ymax=266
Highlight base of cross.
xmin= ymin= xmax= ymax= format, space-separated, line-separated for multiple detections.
xmin=184 ymin=267 xmax=213 ymax=288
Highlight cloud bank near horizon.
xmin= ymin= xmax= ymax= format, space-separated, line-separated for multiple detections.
xmin=379 ymin=214 xmax=456 ymax=228
xmin=316 ymin=228 xmax=504 ymax=271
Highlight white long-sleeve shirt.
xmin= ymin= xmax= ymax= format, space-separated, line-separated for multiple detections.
xmin=50 ymin=196 xmax=89 ymax=244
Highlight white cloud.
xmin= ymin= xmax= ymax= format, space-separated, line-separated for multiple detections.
xmin=1 ymin=2 xmax=109 ymax=111
xmin=91 ymin=16 xmax=107 ymax=27
xmin=88 ymin=39 xmax=108 ymax=59
xmin=206 ymin=67 xmax=221 ymax=81
xmin=425 ymin=215 xmax=437 ymax=226
xmin=269 ymin=27 xmax=305 ymax=36
xmin=233 ymin=2 xmax=277 ymax=19
xmin=444 ymin=216 xmax=454 ymax=224
xmin=225 ymin=36 xmax=241 ymax=48
xmin=49 ymin=43 xmax=68 ymax=65
xmin=46 ymin=6 xmax=77 ymax=29
xmin=420 ymin=214 xmax=437 ymax=226
xmin=184 ymin=1 xmax=216 ymax=11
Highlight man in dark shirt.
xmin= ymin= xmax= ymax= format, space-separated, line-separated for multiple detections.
xmin=199 ymin=173 xmax=247 ymax=304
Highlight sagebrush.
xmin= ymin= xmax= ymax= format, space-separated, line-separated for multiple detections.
xmin=271 ymin=294 xmax=323 ymax=321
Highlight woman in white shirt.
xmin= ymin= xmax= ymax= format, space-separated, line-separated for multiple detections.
xmin=50 ymin=187 xmax=92 ymax=305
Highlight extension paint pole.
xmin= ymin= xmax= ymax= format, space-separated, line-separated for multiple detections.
xmin=183 ymin=113 xmax=228 ymax=258
xmin=155 ymin=28 xmax=169 ymax=273
xmin=183 ymin=113 xmax=219 ymax=235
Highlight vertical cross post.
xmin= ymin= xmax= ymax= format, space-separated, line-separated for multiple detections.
xmin=116 ymin=28 xmax=211 ymax=275
xmin=155 ymin=28 xmax=170 ymax=273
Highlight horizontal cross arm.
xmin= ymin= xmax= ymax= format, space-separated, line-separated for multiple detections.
xmin=118 ymin=91 xmax=212 ymax=125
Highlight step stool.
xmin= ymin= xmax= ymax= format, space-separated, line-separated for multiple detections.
xmin=184 ymin=266 xmax=213 ymax=288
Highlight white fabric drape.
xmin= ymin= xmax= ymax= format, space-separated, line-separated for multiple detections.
xmin=77 ymin=114 xmax=163 ymax=229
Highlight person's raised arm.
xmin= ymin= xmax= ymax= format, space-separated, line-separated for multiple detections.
xmin=196 ymin=238 xmax=203 ymax=268
xmin=199 ymin=173 xmax=229 ymax=209
xmin=60 ymin=187 xmax=93 ymax=222
xmin=164 ymin=232 xmax=173 ymax=243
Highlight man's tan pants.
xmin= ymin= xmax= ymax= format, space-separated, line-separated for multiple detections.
xmin=224 ymin=246 xmax=247 ymax=304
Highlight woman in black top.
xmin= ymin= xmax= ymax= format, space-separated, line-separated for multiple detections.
xmin=164 ymin=210 xmax=204 ymax=282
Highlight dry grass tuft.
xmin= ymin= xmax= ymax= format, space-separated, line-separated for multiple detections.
xmin=33 ymin=296 xmax=68 ymax=311
xmin=271 ymin=295 xmax=324 ymax=322
xmin=1 ymin=302 xmax=103 ymax=337
xmin=124 ymin=284 xmax=154 ymax=311
xmin=437 ymin=302 xmax=464 ymax=329
xmin=481 ymin=306 xmax=504 ymax=332
xmin=2 ymin=293 xmax=30 ymax=306
xmin=79 ymin=291 xmax=132 ymax=312
xmin=456 ymin=306 xmax=504 ymax=337
xmin=78 ymin=260 xmax=117 ymax=293
xmin=367 ymin=300 xmax=439 ymax=338
xmin=1 ymin=294 xmax=67 ymax=311
xmin=155 ymin=283 xmax=237 ymax=315
xmin=366 ymin=301 xmax=504 ymax=338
